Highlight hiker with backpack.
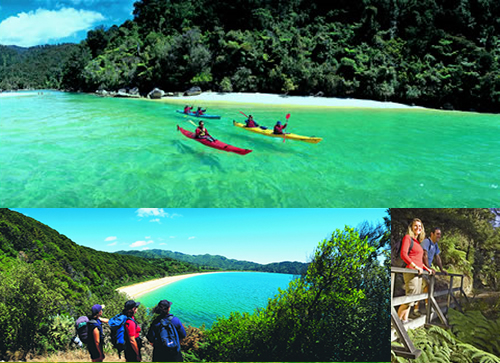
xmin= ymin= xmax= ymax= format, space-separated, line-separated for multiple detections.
xmin=87 ymin=304 xmax=108 ymax=362
xmin=397 ymin=218 xmax=434 ymax=323
xmin=123 ymin=300 xmax=143 ymax=362
xmin=147 ymin=300 xmax=186 ymax=362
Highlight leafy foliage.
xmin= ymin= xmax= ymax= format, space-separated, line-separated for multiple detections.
xmin=199 ymin=226 xmax=388 ymax=362
xmin=391 ymin=323 xmax=500 ymax=363
xmin=2 ymin=0 xmax=500 ymax=111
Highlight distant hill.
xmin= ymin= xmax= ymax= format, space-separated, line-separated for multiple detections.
xmin=0 ymin=44 xmax=79 ymax=90
xmin=115 ymin=249 xmax=309 ymax=275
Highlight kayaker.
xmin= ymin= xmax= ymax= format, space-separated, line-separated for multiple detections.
xmin=245 ymin=115 xmax=259 ymax=128
xmin=195 ymin=121 xmax=216 ymax=142
xmin=195 ymin=107 xmax=206 ymax=116
xmin=273 ymin=121 xmax=288 ymax=134
xmin=183 ymin=105 xmax=193 ymax=114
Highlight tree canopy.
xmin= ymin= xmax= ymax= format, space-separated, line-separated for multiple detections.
xmin=1 ymin=0 xmax=500 ymax=112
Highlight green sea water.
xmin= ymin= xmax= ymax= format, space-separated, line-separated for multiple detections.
xmin=137 ymin=272 xmax=296 ymax=328
xmin=1 ymin=91 xmax=499 ymax=207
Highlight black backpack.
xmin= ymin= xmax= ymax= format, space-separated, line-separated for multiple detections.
xmin=158 ymin=316 xmax=180 ymax=352
xmin=393 ymin=236 xmax=414 ymax=267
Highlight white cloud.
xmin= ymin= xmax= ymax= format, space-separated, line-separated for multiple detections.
xmin=136 ymin=208 xmax=182 ymax=219
xmin=0 ymin=7 xmax=105 ymax=47
xmin=107 ymin=242 xmax=118 ymax=246
xmin=142 ymin=247 xmax=150 ymax=250
xmin=136 ymin=208 xmax=167 ymax=217
xmin=188 ymin=236 xmax=196 ymax=240
xmin=145 ymin=236 xmax=151 ymax=239
xmin=130 ymin=240 xmax=154 ymax=248
xmin=105 ymin=236 xmax=117 ymax=242
xmin=159 ymin=243 xmax=167 ymax=245
xmin=150 ymin=218 xmax=161 ymax=224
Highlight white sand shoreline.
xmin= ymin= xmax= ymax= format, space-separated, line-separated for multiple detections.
xmin=1 ymin=89 xmax=426 ymax=109
xmin=116 ymin=271 xmax=228 ymax=299
xmin=165 ymin=91 xmax=425 ymax=109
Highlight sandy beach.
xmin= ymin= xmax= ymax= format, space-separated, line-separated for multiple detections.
xmin=166 ymin=91 xmax=424 ymax=109
xmin=117 ymin=271 xmax=226 ymax=298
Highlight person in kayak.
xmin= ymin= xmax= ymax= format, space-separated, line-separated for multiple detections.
xmin=195 ymin=121 xmax=216 ymax=142
xmin=245 ymin=115 xmax=259 ymax=128
xmin=183 ymin=105 xmax=193 ymax=114
xmin=195 ymin=107 xmax=206 ymax=116
xmin=273 ymin=121 xmax=288 ymax=134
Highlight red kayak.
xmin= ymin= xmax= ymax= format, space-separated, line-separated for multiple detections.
xmin=177 ymin=125 xmax=252 ymax=155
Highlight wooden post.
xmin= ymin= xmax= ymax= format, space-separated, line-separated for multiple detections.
xmin=426 ymin=274 xmax=434 ymax=325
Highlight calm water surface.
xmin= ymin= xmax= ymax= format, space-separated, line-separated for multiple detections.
xmin=138 ymin=272 xmax=296 ymax=328
xmin=1 ymin=91 xmax=499 ymax=207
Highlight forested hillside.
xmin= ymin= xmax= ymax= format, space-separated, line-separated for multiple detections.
xmin=1 ymin=0 xmax=500 ymax=112
xmin=0 ymin=44 xmax=79 ymax=90
xmin=116 ymin=249 xmax=309 ymax=275
xmin=0 ymin=208 xmax=206 ymax=359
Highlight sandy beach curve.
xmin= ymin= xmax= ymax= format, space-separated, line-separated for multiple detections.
xmin=117 ymin=271 xmax=227 ymax=298
xmin=166 ymin=91 xmax=424 ymax=109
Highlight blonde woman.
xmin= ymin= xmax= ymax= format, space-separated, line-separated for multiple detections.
xmin=397 ymin=218 xmax=434 ymax=323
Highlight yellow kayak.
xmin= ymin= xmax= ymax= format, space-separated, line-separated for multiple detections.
xmin=233 ymin=121 xmax=323 ymax=144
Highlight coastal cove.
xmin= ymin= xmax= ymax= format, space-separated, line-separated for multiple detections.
xmin=119 ymin=271 xmax=297 ymax=328
xmin=1 ymin=90 xmax=499 ymax=207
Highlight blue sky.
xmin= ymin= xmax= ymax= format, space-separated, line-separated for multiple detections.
xmin=0 ymin=0 xmax=135 ymax=47
xmin=12 ymin=208 xmax=387 ymax=264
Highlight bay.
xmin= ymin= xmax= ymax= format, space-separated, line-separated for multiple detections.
xmin=1 ymin=91 xmax=499 ymax=207
xmin=137 ymin=272 xmax=296 ymax=328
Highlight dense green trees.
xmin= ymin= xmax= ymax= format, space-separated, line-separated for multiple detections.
xmin=1 ymin=0 xmax=499 ymax=111
xmin=199 ymin=226 xmax=388 ymax=362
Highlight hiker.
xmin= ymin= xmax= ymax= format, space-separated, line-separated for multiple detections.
xmin=87 ymin=304 xmax=109 ymax=362
xmin=123 ymin=300 xmax=142 ymax=362
xmin=273 ymin=120 xmax=287 ymax=134
xmin=413 ymin=227 xmax=448 ymax=314
xmin=422 ymin=227 xmax=448 ymax=275
xmin=245 ymin=115 xmax=259 ymax=128
xmin=194 ymin=121 xmax=216 ymax=142
xmin=397 ymin=218 xmax=434 ymax=323
xmin=147 ymin=300 xmax=187 ymax=362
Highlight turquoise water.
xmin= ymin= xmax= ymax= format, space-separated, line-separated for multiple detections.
xmin=1 ymin=91 xmax=499 ymax=207
xmin=138 ymin=272 xmax=296 ymax=328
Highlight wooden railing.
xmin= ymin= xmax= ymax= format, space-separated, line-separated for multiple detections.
xmin=391 ymin=267 xmax=469 ymax=359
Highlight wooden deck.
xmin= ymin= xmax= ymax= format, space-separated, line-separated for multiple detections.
xmin=391 ymin=267 xmax=468 ymax=359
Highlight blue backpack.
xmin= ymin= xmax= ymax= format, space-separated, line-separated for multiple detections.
xmin=159 ymin=316 xmax=180 ymax=352
xmin=109 ymin=314 xmax=129 ymax=357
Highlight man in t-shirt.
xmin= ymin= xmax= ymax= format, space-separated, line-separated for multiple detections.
xmin=413 ymin=227 xmax=448 ymax=316
xmin=422 ymin=227 xmax=448 ymax=275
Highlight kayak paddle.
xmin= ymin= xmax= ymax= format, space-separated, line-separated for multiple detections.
xmin=283 ymin=113 xmax=291 ymax=143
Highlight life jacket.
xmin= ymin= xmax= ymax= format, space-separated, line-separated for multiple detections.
xmin=274 ymin=124 xmax=285 ymax=134
xmin=247 ymin=119 xmax=256 ymax=127
xmin=196 ymin=127 xmax=208 ymax=137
